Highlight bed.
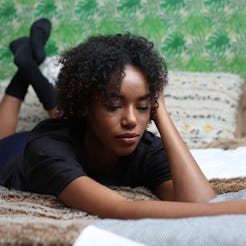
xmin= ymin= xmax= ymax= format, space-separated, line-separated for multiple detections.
xmin=0 ymin=60 xmax=246 ymax=245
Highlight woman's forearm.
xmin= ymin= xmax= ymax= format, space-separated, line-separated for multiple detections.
xmin=154 ymin=98 xmax=216 ymax=202
xmin=115 ymin=199 xmax=246 ymax=219
xmin=60 ymin=176 xmax=245 ymax=219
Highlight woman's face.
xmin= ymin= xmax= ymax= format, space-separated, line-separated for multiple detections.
xmin=84 ymin=65 xmax=151 ymax=158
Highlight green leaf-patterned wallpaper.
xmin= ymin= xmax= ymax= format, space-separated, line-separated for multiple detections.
xmin=0 ymin=0 xmax=246 ymax=80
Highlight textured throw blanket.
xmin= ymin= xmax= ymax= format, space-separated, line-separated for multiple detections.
xmin=94 ymin=188 xmax=246 ymax=246
xmin=1 ymin=178 xmax=246 ymax=245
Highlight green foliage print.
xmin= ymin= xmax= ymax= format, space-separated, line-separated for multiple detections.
xmin=75 ymin=0 xmax=98 ymax=18
xmin=206 ymin=31 xmax=231 ymax=55
xmin=0 ymin=0 xmax=245 ymax=80
xmin=34 ymin=0 xmax=57 ymax=19
xmin=162 ymin=32 xmax=186 ymax=55
xmin=204 ymin=0 xmax=230 ymax=9
xmin=118 ymin=0 xmax=141 ymax=11
xmin=0 ymin=1 xmax=16 ymax=22
xmin=184 ymin=14 xmax=212 ymax=36
xmin=160 ymin=0 xmax=185 ymax=11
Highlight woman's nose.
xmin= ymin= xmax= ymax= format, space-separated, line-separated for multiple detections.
xmin=121 ymin=107 xmax=137 ymax=129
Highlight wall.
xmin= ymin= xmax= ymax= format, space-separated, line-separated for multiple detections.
xmin=0 ymin=0 xmax=245 ymax=80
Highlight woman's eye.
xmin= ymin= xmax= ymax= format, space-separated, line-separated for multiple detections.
xmin=105 ymin=104 xmax=121 ymax=111
xmin=137 ymin=106 xmax=149 ymax=112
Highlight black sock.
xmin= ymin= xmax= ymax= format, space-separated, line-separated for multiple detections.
xmin=10 ymin=36 xmax=56 ymax=110
xmin=5 ymin=71 xmax=29 ymax=101
xmin=28 ymin=68 xmax=57 ymax=110
xmin=7 ymin=37 xmax=31 ymax=101
xmin=9 ymin=36 xmax=33 ymax=67
xmin=30 ymin=18 xmax=52 ymax=65
xmin=18 ymin=61 xmax=57 ymax=111
xmin=9 ymin=36 xmax=29 ymax=54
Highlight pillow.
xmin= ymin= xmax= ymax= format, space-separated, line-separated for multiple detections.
xmin=147 ymin=72 xmax=245 ymax=148
xmin=0 ymin=69 xmax=244 ymax=146
xmin=235 ymin=83 xmax=246 ymax=138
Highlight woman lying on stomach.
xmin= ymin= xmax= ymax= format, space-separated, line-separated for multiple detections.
xmin=0 ymin=33 xmax=245 ymax=219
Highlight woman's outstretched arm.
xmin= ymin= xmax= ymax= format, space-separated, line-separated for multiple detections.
xmin=153 ymin=90 xmax=216 ymax=202
xmin=59 ymin=176 xmax=246 ymax=219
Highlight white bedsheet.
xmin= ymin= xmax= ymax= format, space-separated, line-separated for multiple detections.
xmin=190 ymin=146 xmax=246 ymax=179
xmin=74 ymin=225 xmax=145 ymax=246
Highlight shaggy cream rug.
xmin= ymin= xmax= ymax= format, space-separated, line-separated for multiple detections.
xmin=1 ymin=178 xmax=246 ymax=245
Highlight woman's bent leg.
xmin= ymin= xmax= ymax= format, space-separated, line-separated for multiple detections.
xmin=0 ymin=95 xmax=22 ymax=139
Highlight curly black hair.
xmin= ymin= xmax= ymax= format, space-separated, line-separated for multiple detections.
xmin=56 ymin=33 xmax=168 ymax=119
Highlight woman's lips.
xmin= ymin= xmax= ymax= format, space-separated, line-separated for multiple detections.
xmin=116 ymin=133 xmax=139 ymax=145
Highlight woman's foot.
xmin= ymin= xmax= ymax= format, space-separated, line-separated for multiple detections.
xmin=9 ymin=36 xmax=29 ymax=54
xmin=30 ymin=18 xmax=52 ymax=65
xmin=9 ymin=37 xmax=34 ymax=67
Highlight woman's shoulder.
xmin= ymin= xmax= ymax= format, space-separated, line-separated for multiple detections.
xmin=29 ymin=118 xmax=69 ymax=138
xmin=28 ymin=118 xmax=84 ymax=142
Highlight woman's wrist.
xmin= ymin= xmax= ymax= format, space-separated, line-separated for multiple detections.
xmin=154 ymin=98 xmax=169 ymax=130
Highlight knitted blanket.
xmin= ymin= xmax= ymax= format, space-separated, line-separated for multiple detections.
xmin=1 ymin=178 xmax=246 ymax=245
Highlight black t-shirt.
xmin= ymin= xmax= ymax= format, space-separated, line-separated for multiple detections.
xmin=0 ymin=118 xmax=171 ymax=196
